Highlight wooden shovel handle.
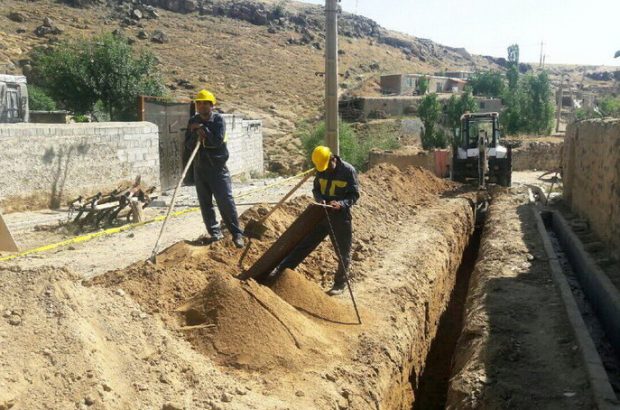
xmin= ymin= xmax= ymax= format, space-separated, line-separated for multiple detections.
xmin=260 ymin=170 xmax=314 ymax=222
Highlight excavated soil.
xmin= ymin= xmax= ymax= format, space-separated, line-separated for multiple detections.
xmin=91 ymin=164 xmax=455 ymax=375
xmin=0 ymin=166 xmax=596 ymax=409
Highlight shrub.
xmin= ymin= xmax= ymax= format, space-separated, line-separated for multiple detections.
xmin=599 ymin=96 xmax=620 ymax=117
xmin=299 ymin=120 xmax=400 ymax=171
xmin=28 ymin=85 xmax=56 ymax=111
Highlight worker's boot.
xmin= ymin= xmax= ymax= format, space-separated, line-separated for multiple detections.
xmin=233 ymin=234 xmax=245 ymax=249
xmin=262 ymin=265 xmax=283 ymax=285
xmin=197 ymin=232 xmax=223 ymax=244
xmin=210 ymin=232 xmax=224 ymax=242
xmin=327 ymin=282 xmax=346 ymax=296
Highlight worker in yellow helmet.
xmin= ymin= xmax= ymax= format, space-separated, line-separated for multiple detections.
xmin=267 ymin=145 xmax=360 ymax=296
xmin=185 ymin=89 xmax=244 ymax=248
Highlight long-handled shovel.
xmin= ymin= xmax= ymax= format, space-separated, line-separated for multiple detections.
xmin=244 ymin=170 xmax=314 ymax=240
xmin=321 ymin=205 xmax=362 ymax=325
xmin=147 ymin=141 xmax=201 ymax=264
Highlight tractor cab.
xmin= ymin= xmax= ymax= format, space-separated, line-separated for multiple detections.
xmin=451 ymin=112 xmax=512 ymax=187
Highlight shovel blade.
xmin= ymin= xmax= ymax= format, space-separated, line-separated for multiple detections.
xmin=244 ymin=218 xmax=268 ymax=240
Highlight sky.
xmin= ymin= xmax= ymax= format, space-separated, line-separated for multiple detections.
xmin=301 ymin=0 xmax=620 ymax=67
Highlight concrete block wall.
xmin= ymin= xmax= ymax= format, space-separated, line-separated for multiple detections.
xmin=563 ymin=119 xmax=620 ymax=259
xmin=0 ymin=122 xmax=159 ymax=207
xmin=223 ymin=115 xmax=263 ymax=177
xmin=511 ymin=141 xmax=563 ymax=171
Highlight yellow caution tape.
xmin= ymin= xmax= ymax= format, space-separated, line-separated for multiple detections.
xmin=0 ymin=168 xmax=315 ymax=263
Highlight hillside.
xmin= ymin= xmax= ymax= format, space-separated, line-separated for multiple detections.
xmin=1 ymin=0 xmax=616 ymax=172
xmin=0 ymin=0 xmax=503 ymax=169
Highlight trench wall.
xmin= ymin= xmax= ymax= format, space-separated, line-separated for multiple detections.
xmin=563 ymin=119 xmax=620 ymax=260
xmin=0 ymin=122 xmax=159 ymax=207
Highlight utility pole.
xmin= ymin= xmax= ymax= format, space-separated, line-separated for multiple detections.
xmin=325 ymin=0 xmax=339 ymax=155
xmin=539 ymin=41 xmax=544 ymax=68
xmin=556 ymin=74 xmax=563 ymax=133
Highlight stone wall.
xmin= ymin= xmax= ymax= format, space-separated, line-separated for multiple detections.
xmin=563 ymin=119 xmax=620 ymax=259
xmin=511 ymin=140 xmax=563 ymax=171
xmin=0 ymin=122 xmax=159 ymax=208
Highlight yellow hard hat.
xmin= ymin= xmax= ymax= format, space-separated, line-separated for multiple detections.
xmin=195 ymin=89 xmax=216 ymax=104
xmin=312 ymin=145 xmax=332 ymax=172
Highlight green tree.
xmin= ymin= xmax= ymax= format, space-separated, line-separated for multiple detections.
xmin=30 ymin=43 xmax=98 ymax=116
xmin=468 ymin=71 xmax=505 ymax=97
xmin=506 ymin=44 xmax=520 ymax=91
xmin=521 ymin=71 xmax=555 ymax=134
xmin=502 ymin=44 xmax=523 ymax=134
xmin=599 ymin=96 xmax=620 ymax=117
xmin=31 ymin=33 xmax=165 ymax=120
xmin=507 ymin=44 xmax=519 ymax=65
xmin=418 ymin=93 xmax=445 ymax=149
xmin=501 ymin=89 xmax=524 ymax=134
xmin=502 ymin=70 xmax=555 ymax=135
xmin=28 ymin=85 xmax=57 ymax=111
xmin=445 ymin=90 xmax=477 ymax=129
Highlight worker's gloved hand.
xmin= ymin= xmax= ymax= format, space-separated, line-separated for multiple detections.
xmin=190 ymin=123 xmax=209 ymax=146
xmin=328 ymin=200 xmax=342 ymax=211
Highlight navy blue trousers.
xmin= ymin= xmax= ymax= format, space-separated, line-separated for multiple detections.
xmin=279 ymin=212 xmax=352 ymax=286
xmin=194 ymin=162 xmax=243 ymax=237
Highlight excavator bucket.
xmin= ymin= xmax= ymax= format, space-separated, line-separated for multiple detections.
xmin=0 ymin=213 xmax=19 ymax=252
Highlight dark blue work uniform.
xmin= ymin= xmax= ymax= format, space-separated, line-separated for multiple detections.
xmin=278 ymin=156 xmax=360 ymax=286
xmin=185 ymin=112 xmax=243 ymax=238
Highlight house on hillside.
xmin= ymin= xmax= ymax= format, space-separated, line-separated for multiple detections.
xmin=477 ymin=98 xmax=504 ymax=113
xmin=381 ymin=74 xmax=468 ymax=96
xmin=434 ymin=70 xmax=473 ymax=80
xmin=339 ymin=95 xmax=504 ymax=121
xmin=0 ymin=74 xmax=29 ymax=123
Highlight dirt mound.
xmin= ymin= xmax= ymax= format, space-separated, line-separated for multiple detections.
xmin=239 ymin=196 xmax=311 ymax=240
xmin=94 ymin=163 xmax=456 ymax=303
xmin=176 ymin=272 xmax=340 ymax=370
xmin=271 ymin=268 xmax=358 ymax=324
xmin=360 ymin=164 xmax=454 ymax=204
xmin=91 ymin=237 xmax=267 ymax=314
xmin=92 ymin=164 xmax=454 ymax=371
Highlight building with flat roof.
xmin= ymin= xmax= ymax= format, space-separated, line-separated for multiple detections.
xmin=0 ymin=74 xmax=28 ymax=123
xmin=381 ymin=74 xmax=468 ymax=96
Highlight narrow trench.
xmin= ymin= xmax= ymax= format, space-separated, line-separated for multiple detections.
xmin=411 ymin=224 xmax=483 ymax=409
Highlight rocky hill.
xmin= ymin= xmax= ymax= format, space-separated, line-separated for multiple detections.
xmin=1 ymin=0 xmax=616 ymax=172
